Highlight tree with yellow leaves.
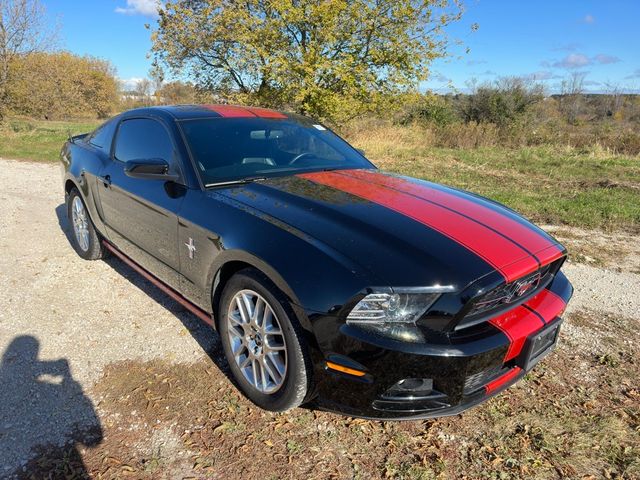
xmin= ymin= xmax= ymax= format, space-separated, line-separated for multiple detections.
xmin=150 ymin=0 xmax=464 ymax=122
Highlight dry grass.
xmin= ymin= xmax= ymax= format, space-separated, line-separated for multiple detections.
xmin=344 ymin=122 xmax=640 ymax=233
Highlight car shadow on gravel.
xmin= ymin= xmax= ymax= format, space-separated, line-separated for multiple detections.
xmin=1 ymin=336 xmax=102 ymax=479
xmin=55 ymin=203 xmax=232 ymax=380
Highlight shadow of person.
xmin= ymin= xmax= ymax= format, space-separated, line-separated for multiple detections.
xmin=0 ymin=336 xmax=103 ymax=478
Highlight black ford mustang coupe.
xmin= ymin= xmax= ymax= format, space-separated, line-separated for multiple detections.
xmin=61 ymin=105 xmax=572 ymax=419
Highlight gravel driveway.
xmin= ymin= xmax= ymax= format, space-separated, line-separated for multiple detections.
xmin=0 ymin=158 xmax=638 ymax=476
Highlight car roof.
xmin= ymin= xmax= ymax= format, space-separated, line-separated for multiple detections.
xmin=123 ymin=104 xmax=292 ymax=121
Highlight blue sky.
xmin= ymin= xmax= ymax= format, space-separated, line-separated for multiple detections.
xmin=42 ymin=0 xmax=640 ymax=93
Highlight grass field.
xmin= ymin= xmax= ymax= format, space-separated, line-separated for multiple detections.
xmin=0 ymin=118 xmax=99 ymax=162
xmin=1 ymin=118 xmax=639 ymax=233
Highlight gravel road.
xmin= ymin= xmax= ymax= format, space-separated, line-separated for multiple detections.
xmin=0 ymin=158 xmax=638 ymax=476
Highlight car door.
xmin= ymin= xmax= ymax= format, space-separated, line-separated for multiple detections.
xmin=96 ymin=116 xmax=186 ymax=290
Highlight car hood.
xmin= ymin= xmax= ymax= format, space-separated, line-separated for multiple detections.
xmin=215 ymin=169 xmax=564 ymax=290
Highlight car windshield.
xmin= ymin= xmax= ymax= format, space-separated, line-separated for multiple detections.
xmin=178 ymin=116 xmax=374 ymax=185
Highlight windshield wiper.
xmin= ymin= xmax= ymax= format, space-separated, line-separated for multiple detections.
xmin=205 ymin=176 xmax=267 ymax=188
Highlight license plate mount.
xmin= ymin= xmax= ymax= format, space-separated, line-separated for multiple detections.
xmin=518 ymin=317 xmax=563 ymax=371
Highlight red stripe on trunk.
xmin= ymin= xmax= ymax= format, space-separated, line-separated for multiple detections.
xmin=489 ymin=306 xmax=544 ymax=361
xmin=525 ymin=288 xmax=567 ymax=324
xmin=485 ymin=367 xmax=522 ymax=394
xmin=340 ymin=169 xmax=563 ymax=265
xmin=299 ymin=171 xmax=539 ymax=281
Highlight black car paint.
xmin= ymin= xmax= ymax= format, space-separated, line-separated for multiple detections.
xmin=61 ymin=106 xmax=572 ymax=419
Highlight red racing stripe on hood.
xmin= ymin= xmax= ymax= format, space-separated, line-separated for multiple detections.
xmin=298 ymin=171 xmax=540 ymax=282
xmin=340 ymin=169 xmax=563 ymax=267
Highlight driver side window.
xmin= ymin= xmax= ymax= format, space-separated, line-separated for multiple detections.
xmin=114 ymin=118 xmax=175 ymax=164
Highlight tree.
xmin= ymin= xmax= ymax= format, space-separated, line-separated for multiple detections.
xmin=7 ymin=52 xmax=118 ymax=119
xmin=0 ymin=0 xmax=57 ymax=121
xmin=135 ymin=78 xmax=153 ymax=105
xmin=460 ymin=77 xmax=544 ymax=127
xmin=559 ymin=72 xmax=585 ymax=125
xmin=156 ymin=80 xmax=203 ymax=104
xmin=150 ymin=0 xmax=463 ymax=122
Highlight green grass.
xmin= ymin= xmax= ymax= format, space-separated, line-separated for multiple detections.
xmin=351 ymin=125 xmax=640 ymax=233
xmin=2 ymin=118 xmax=639 ymax=232
xmin=0 ymin=118 xmax=99 ymax=162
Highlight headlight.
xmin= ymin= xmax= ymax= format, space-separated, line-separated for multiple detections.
xmin=346 ymin=292 xmax=440 ymax=325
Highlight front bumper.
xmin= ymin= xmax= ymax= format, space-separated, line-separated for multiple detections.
xmin=307 ymin=271 xmax=573 ymax=420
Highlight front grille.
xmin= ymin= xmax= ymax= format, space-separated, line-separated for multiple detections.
xmin=468 ymin=264 xmax=552 ymax=317
xmin=456 ymin=257 xmax=564 ymax=331
xmin=463 ymin=364 xmax=509 ymax=395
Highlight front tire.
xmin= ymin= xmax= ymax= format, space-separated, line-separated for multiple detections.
xmin=66 ymin=188 xmax=105 ymax=260
xmin=218 ymin=269 xmax=310 ymax=412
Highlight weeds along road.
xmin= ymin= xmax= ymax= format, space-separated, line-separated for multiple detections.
xmin=0 ymin=158 xmax=638 ymax=479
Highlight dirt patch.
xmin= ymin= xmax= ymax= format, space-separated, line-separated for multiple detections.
xmin=544 ymin=225 xmax=640 ymax=273
xmin=17 ymin=308 xmax=640 ymax=479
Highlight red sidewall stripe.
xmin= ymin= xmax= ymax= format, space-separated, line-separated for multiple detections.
xmin=299 ymin=171 xmax=539 ymax=281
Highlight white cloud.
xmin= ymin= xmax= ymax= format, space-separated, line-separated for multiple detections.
xmin=115 ymin=0 xmax=160 ymax=16
xmin=593 ymin=54 xmax=621 ymax=65
xmin=581 ymin=14 xmax=595 ymax=24
xmin=526 ymin=71 xmax=560 ymax=81
xmin=553 ymin=53 xmax=591 ymax=69
xmin=119 ymin=77 xmax=145 ymax=90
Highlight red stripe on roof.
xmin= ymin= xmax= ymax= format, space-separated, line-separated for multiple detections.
xmin=298 ymin=171 xmax=540 ymax=281
xmin=340 ymin=169 xmax=563 ymax=264
xmin=244 ymin=106 xmax=287 ymax=118
xmin=525 ymin=288 xmax=567 ymax=324
xmin=202 ymin=105 xmax=256 ymax=117
xmin=485 ymin=367 xmax=522 ymax=394
xmin=201 ymin=104 xmax=287 ymax=118
xmin=489 ymin=306 xmax=544 ymax=361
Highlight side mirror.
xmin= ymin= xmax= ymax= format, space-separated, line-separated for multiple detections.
xmin=124 ymin=158 xmax=179 ymax=181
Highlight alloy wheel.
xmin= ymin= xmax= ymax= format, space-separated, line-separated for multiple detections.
xmin=226 ymin=289 xmax=288 ymax=393
xmin=71 ymin=196 xmax=90 ymax=252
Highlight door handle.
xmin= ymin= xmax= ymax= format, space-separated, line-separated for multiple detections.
xmin=97 ymin=174 xmax=111 ymax=187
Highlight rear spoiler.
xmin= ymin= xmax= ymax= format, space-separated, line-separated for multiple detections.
xmin=69 ymin=132 xmax=89 ymax=144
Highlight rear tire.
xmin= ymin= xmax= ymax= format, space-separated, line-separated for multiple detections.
xmin=66 ymin=188 xmax=105 ymax=260
xmin=218 ymin=268 xmax=310 ymax=412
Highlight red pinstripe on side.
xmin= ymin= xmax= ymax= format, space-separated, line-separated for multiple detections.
xmin=485 ymin=367 xmax=522 ymax=394
xmin=298 ymin=171 xmax=538 ymax=282
xmin=340 ymin=169 xmax=563 ymax=267
xmin=489 ymin=306 xmax=544 ymax=361
xmin=524 ymin=288 xmax=567 ymax=324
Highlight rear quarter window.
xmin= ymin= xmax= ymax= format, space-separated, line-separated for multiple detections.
xmin=86 ymin=118 xmax=118 ymax=155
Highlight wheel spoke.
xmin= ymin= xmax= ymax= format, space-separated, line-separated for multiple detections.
xmin=262 ymin=355 xmax=281 ymax=383
xmin=235 ymin=296 xmax=250 ymax=324
xmin=238 ymin=355 xmax=251 ymax=369
xmin=253 ymin=298 xmax=265 ymax=328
